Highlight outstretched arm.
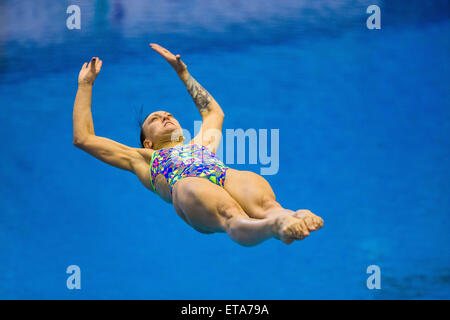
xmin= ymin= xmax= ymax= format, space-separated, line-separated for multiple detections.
xmin=73 ymin=58 xmax=100 ymax=143
xmin=149 ymin=43 xmax=224 ymax=119
xmin=150 ymin=43 xmax=224 ymax=152
xmin=183 ymin=73 xmax=224 ymax=120
xmin=73 ymin=58 xmax=152 ymax=173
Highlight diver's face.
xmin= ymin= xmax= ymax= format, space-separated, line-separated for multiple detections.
xmin=143 ymin=111 xmax=182 ymax=145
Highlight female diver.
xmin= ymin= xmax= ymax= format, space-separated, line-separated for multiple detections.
xmin=73 ymin=43 xmax=324 ymax=246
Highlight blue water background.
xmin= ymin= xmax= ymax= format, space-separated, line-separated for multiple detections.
xmin=0 ymin=0 xmax=449 ymax=299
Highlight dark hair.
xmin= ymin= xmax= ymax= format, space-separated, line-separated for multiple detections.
xmin=139 ymin=128 xmax=146 ymax=148
xmin=136 ymin=105 xmax=150 ymax=148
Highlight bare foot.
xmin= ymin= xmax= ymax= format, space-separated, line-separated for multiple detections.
xmin=293 ymin=210 xmax=324 ymax=231
xmin=273 ymin=215 xmax=310 ymax=244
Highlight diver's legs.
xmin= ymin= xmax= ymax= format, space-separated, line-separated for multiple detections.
xmin=223 ymin=169 xmax=324 ymax=231
xmin=171 ymin=177 xmax=311 ymax=246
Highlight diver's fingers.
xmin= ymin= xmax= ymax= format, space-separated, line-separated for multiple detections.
xmin=81 ymin=62 xmax=88 ymax=69
xmin=150 ymin=43 xmax=167 ymax=53
xmin=150 ymin=43 xmax=175 ymax=59
xmin=87 ymin=57 xmax=96 ymax=71
xmin=95 ymin=59 xmax=103 ymax=73
xmin=149 ymin=43 xmax=163 ymax=54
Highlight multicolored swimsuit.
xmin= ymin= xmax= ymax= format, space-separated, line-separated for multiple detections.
xmin=150 ymin=144 xmax=228 ymax=194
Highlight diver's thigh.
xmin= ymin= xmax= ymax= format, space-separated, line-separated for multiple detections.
xmin=223 ymin=169 xmax=278 ymax=218
xmin=172 ymin=177 xmax=247 ymax=233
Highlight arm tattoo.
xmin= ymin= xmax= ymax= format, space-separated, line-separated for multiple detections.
xmin=185 ymin=75 xmax=212 ymax=115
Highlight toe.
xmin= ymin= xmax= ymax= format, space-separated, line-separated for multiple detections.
xmin=304 ymin=217 xmax=316 ymax=230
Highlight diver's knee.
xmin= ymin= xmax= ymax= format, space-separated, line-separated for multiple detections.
xmin=224 ymin=217 xmax=249 ymax=246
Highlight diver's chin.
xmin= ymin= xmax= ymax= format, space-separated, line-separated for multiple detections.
xmin=169 ymin=128 xmax=184 ymax=143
